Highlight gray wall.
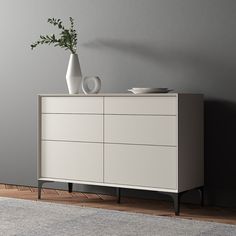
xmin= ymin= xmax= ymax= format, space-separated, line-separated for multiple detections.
xmin=0 ymin=0 xmax=236 ymax=207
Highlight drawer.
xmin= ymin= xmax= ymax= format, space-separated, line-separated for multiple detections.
xmin=104 ymin=115 xmax=177 ymax=146
xmin=104 ymin=144 xmax=177 ymax=189
xmin=41 ymin=97 xmax=103 ymax=114
xmin=41 ymin=141 xmax=103 ymax=182
xmin=104 ymin=97 xmax=177 ymax=115
xmin=41 ymin=114 xmax=103 ymax=142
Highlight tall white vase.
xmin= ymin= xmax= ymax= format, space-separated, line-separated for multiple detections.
xmin=66 ymin=54 xmax=82 ymax=94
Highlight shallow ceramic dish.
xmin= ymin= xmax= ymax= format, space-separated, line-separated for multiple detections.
xmin=128 ymin=88 xmax=172 ymax=94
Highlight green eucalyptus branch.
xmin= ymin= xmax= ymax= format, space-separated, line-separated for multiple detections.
xmin=30 ymin=17 xmax=78 ymax=54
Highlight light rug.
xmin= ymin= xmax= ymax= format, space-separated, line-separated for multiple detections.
xmin=0 ymin=197 xmax=235 ymax=236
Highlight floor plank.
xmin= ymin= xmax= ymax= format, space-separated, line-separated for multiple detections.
xmin=0 ymin=184 xmax=6 ymax=189
xmin=0 ymin=184 xmax=236 ymax=225
xmin=5 ymin=185 xmax=16 ymax=189
xmin=17 ymin=186 xmax=31 ymax=191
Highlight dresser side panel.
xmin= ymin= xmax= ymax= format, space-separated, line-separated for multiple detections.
xmin=178 ymin=94 xmax=204 ymax=192
xmin=37 ymin=96 xmax=42 ymax=180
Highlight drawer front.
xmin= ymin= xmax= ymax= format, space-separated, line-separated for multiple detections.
xmin=41 ymin=141 xmax=103 ymax=182
xmin=104 ymin=97 xmax=177 ymax=115
xmin=41 ymin=97 xmax=103 ymax=114
xmin=42 ymin=114 xmax=103 ymax=142
xmin=104 ymin=144 xmax=177 ymax=189
xmin=105 ymin=115 xmax=177 ymax=146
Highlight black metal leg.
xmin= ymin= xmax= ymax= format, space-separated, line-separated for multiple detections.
xmin=160 ymin=187 xmax=204 ymax=215
xmin=172 ymin=193 xmax=180 ymax=216
xmin=117 ymin=188 xmax=121 ymax=203
xmin=68 ymin=183 xmax=73 ymax=193
xmin=198 ymin=187 xmax=204 ymax=207
xmin=38 ymin=180 xmax=43 ymax=200
xmin=38 ymin=180 xmax=54 ymax=200
xmin=168 ymin=193 xmax=180 ymax=215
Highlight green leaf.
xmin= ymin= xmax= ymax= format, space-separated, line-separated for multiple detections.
xmin=30 ymin=17 xmax=78 ymax=54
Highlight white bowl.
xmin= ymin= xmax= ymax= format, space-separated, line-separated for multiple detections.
xmin=128 ymin=88 xmax=172 ymax=94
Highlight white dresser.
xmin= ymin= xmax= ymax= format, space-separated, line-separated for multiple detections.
xmin=38 ymin=93 xmax=204 ymax=215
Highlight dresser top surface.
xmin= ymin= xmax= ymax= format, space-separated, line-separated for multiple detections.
xmin=38 ymin=93 xmax=203 ymax=97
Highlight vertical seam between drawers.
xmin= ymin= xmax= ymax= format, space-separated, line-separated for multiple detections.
xmin=103 ymin=96 xmax=105 ymax=183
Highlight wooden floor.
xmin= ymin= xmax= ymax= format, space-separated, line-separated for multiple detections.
xmin=0 ymin=184 xmax=236 ymax=225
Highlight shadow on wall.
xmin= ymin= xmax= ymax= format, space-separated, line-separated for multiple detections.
xmin=182 ymin=100 xmax=236 ymax=207
xmin=83 ymin=39 xmax=236 ymax=88
xmin=204 ymin=100 xmax=236 ymax=206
